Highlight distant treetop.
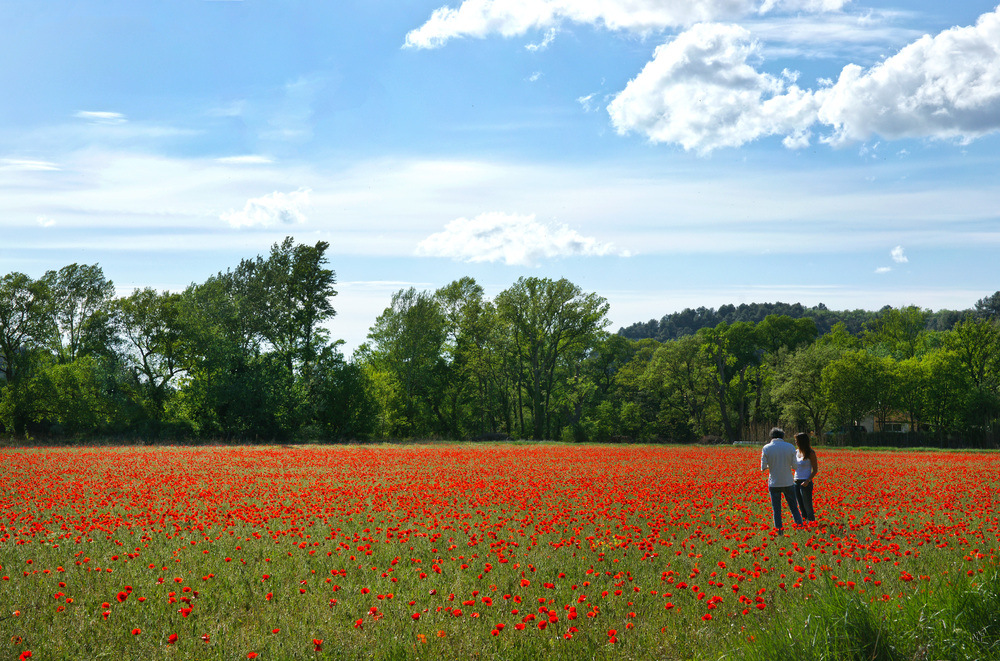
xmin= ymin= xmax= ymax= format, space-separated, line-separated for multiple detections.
xmin=616 ymin=295 xmax=998 ymax=342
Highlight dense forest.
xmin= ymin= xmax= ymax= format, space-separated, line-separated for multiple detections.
xmin=618 ymin=301 xmax=973 ymax=341
xmin=2 ymin=237 xmax=999 ymax=447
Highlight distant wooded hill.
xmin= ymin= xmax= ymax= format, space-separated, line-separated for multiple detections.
xmin=617 ymin=301 xmax=985 ymax=342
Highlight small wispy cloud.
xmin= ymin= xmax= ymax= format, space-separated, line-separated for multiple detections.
xmin=221 ymin=188 xmax=311 ymax=228
xmin=207 ymin=100 xmax=246 ymax=117
xmin=525 ymin=28 xmax=557 ymax=52
xmin=216 ymin=155 xmax=274 ymax=165
xmin=527 ymin=71 xmax=543 ymax=82
xmin=0 ymin=158 xmax=60 ymax=171
xmin=875 ymin=266 xmax=892 ymax=274
xmin=74 ymin=111 xmax=127 ymax=125
xmin=36 ymin=216 xmax=56 ymax=228
xmin=416 ymin=211 xmax=626 ymax=267
xmin=891 ymin=245 xmax=908 ymax=263
xmin=578 ymin=93 xmax=598 ymax=112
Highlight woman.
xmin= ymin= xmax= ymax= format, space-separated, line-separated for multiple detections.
xmin=793 ymin=432 xmax=819 ymax=522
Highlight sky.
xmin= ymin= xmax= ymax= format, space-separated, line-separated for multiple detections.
xmin=2 ymin=0 xmax=999 ymax=355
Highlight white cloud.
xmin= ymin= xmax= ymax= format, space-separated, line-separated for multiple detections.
xmin=875 ymin=266 xmax=892 ymax=274
xmin=74 ymin=111 xmax=127 ymax=125
xmin=0 ymin=158 xmax=60 ymax=171
xmin=818 ymin=7 xmax=1000 ymax=145
xmin=2 ymin=151 xmax=998 ymax=261
xmin=577 ymin=93 xmax=598 ymax=112
xmin=403 ymin=0 xmax=848 ymax=49
xmin=206 ymin=100 xmax=246 ymax=117
xmin=527 ymin=71 xmax=543 ymax=82
xmin=36 ymin=216 xmax=55 ymax=228
xmin=607 ymin=23 xmax=820 ymax=152
xmin=526 ymin=27 xmax=557 ymax=51
xmin=416 ymin=211 xmax=624 ymax=266
xmin=216 ymin=155 xmax=274 ymax=165
xmin=221 ymin=188 xmax=311 ymax=228
xmin=891 ymin=245 xmax=908 ymax=263
xmin=748 ymin=12 xmax=922 ymax=60
xmin=607 ymin=6 xmax=1000 ymax=151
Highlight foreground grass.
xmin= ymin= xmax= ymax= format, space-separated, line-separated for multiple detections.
xmin=0 ymin=444 xmax=997 ymax=660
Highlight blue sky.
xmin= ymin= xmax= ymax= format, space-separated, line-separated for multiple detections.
xmin=2 ymin=0 xmax=999 ymax=354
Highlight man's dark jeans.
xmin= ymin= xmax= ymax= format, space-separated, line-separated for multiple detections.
xmin=768 ymin=485 xmax=803 ymax=530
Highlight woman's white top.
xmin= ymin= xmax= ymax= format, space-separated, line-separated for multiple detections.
xmin=794 ymin=451 xmax=812 ymax=480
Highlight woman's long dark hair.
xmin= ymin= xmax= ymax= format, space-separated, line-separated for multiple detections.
xmin=794 ymin=432 xmax=812 ymax=458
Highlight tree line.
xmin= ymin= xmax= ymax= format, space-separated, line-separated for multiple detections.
xmin=618 ymin=300 xmax=983 ymax=342
xmin=2 ymin=238 xmax=998 ymax=446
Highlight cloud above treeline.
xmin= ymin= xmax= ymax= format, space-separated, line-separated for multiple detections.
xmin=407 ymin=1 xmax=1000 ymax=151
xmin=404 ymin=0 xmax=850 ymax=48
xmin=221 ymin=189 xmax=311 ymax=228
xmin=416 ymin=211 xmax=625 ymax=266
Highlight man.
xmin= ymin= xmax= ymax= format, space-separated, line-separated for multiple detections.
xmin=760 ymin=427 xmax=803 ymax=534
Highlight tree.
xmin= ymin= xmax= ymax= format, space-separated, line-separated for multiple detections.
xmin=364 ymin=288 xmax=448 ymax=436
xmin=772 ymin=342 xmax=842 ymax=436
xmin=894 ymin=356 xmax=928 ymax=434
xmin=495 ymin=277 xmax=609 ymax=440
xmin=975 ymin=291 xmax=1000 ymax=319
xmin=113 ymin=288 xmax=188 ymax=426
xmin=638 ymin=335 xmax=711 ymax=442
xmin=756 ymin=315 xmax=817 ymax=354
xmin=41 ymin=263 xmax=116 ymax=362
xmin=862 ymin=305 xmax=930 ymax=359
xmin=432 ymin=277 xmax=515 ymax=438
xmin=920 ymin=349 xmax=976 ymax=438
xmin=0 ymin=272 xmax=53 ymax=385
xmin=698 ymin=321 xmax=762 ymax=443
xmin=946 ymin=317 xmax=1000 ymax=390
xmin=820 ymin=350 xmax=897 ymax=439
xmin=254 ymin=237 xmax=338 ymax=376
xmin=0 ymin=356 xmax=119 ymax=436
xmin=309 ymin=351 xmax=378 ymax=440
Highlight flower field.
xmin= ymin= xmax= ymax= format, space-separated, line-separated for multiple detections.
xmin=1 ymin=444 xmax=998 ymax=660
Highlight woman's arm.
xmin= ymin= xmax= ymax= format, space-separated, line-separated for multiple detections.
xmin=809 ymin=451 xmax=819 ymax=482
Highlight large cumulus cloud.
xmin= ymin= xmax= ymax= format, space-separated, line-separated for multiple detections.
xmin=608 ymin=6 xmax=1000 ymax=151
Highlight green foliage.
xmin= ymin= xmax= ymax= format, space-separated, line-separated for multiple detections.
xmin=41 ymin=263 xmax=116 ymax=362
xmin=2 ymin=247 xmax=1000 ymax=447
xmin=0 ymin=271 xmax=54 ymax=385
xmin=698 ymin=321 xmax=763 ymax=443
xmin=365 ymin=287 xmax=449 ymax=437
xmin=495 ymin=277 xmax=610 ymax=440
xmin=821 ymin=350 xmax=882 ymax=431
xmin=772 ymin=342 xmax=842 ymax=435
xmin=862 ymin=305 xmax=931 ymax=359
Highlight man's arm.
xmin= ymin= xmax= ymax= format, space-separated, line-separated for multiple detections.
xmin=760 ymin=446 xmax=769 ymax=471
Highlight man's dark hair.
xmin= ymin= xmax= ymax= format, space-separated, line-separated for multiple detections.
xmin=770 ymin=427 xmax=785 ymax=439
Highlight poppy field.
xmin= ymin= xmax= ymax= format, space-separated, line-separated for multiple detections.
xmin=1 ymin=444 xmax=999 ymax=661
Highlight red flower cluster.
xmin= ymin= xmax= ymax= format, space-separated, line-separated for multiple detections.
xmin=0 ymin=445 xmax=996 ymax=654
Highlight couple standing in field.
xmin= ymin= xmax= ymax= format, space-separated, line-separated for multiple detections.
xmin=760 ymin=428 xmax=819 ymax=535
